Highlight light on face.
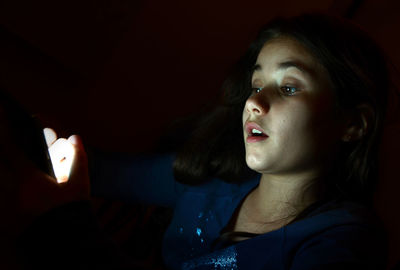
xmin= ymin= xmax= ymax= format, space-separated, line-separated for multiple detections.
xmin=48 ymin=138 xmax=75 ymax=183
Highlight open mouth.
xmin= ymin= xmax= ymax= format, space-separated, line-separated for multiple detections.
xmin=245 ymin=122 xmax=268 ymax=137
xmin=245 ymin=122 xmax=268 ymax=142
xmin=249 ymin=128 xmax=267 ymax=137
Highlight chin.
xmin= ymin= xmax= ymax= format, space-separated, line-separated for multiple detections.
xmin=246 ymin=155 xmax=268 ymax=173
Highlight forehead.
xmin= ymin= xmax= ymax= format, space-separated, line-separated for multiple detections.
xmin=254 ymin=37 xmax=328 ymax=78
xmin=258 ymin=37 xmax=315 ymax=64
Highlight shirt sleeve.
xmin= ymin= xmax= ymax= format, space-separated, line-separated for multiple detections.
xmin=89 ymin=151 xmax=185 ymax=208
xmin=289 ymin=224 xmax=386 ymax=270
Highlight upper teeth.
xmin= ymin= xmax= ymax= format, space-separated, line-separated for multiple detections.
xmin=252 ymin=129 xmax=262 ymax=134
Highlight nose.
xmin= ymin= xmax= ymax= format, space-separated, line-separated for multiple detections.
xmin=244 ymin=93 xmax=269 ymax=116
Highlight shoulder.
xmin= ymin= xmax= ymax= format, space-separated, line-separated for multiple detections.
xmin=285 ymin=200 xmax=386 ymax=270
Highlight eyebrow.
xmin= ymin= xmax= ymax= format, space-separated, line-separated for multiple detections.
xmin=253 ymin=60 xmax=314 ymax=76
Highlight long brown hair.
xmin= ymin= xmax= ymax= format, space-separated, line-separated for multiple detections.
xmin=173 ymin=13 xmax=390 ymax=205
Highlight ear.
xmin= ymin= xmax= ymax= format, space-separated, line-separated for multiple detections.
xmin=341 ymin=104 xmax=374 ymax=142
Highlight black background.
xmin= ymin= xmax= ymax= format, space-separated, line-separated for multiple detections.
xmin=1 ymin=0 xmax=400 ymax=268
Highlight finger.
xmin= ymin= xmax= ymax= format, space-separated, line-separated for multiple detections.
xmin=43 ymin=127 xmax=57 ymax=147
xmin=68 ymin=135 xmax=89 ymax=178
xmin=66 ymin=135 xmax=90 ymax=199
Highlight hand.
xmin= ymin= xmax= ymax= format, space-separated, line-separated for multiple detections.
xmin=44 ymin=128 xmax=77 ymax=183
xmin=0 ymin=124 xmax=90 ymax=237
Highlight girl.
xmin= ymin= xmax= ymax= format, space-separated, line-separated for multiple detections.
xmin=11 ymin=13 xmax=390 ymax=270
xmin=93 ymin=13 xmax=389 ymax=269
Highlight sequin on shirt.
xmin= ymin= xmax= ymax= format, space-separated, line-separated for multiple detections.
xmin=182 ymin=246 xmax=238 ymax=270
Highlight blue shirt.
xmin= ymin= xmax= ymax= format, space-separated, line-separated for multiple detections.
xmin=91 ymin=152 xmax=386 ymax=270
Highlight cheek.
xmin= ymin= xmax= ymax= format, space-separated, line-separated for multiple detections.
xmin=308 ymin=95 xmax=341 ymax=141
xmin=292 ymin=91 xmax=338 ymax=131
xmin=272 ymin=101 xmax=310 ymax=132
xmin=242 ymin=109 xmax=248 ymax=125
xmin=272 ymin=101 xmax=325 ymax=150
xmin=280 ymin=98 xmax=340 ymax=158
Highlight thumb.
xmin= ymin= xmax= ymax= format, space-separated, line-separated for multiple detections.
xmin=65 ymin=135 xmax=90 ymax=199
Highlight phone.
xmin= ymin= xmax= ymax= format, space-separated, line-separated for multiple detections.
xmin=0 ymin=88 xmax=56 ymax=178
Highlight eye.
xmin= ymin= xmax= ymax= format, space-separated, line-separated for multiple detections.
xmin=252 ymin=87 xmax=263 ymax=94
xmin=280 ymin=85 xmax=300 ymax=96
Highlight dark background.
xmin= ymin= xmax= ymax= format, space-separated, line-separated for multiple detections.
xmin=1 ymin=0 xmax=400 ymax=268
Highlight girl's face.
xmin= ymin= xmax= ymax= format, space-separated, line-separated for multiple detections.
xmin=242 ymin=37 xmax=344 ymax=178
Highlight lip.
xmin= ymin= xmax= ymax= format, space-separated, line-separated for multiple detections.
xmin=244 ymin=121 xmax=269 ymax=143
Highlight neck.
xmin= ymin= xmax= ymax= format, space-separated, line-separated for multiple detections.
xmin=247 ymin=172 xmax=325 ymax=224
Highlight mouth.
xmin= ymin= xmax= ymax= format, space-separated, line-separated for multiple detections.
xmin=245 ymin=122 xmax=269 ymax=142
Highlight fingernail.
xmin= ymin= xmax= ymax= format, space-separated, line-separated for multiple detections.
xmin=68 ymin=135 xmax=78 ymax=145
